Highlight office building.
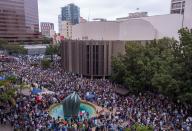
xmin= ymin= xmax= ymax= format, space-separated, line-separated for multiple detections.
xmin=59 ymin=21 xmax=72 ymax=39
xmin=62 ymin=0 xmax=192 ymax=77
xmin=24 ymin=0 xmax=39 ymax=33
xmin=72 ymin=14 xmax=182 ymax=41
xmin=58 ymin=15 xmax=62 ymax=34
xmin=73 ymin=0 xmax=192 ymax=42
xmin=24 ymin=45 xmax=47 ymax=55
xmin=182 ymin=0 xmax=192 ymax=29
xmin=170 ymin=0 xmax=185 ymax=14
xmin=0 ymin=0 xmax=40 ymax=42
xmin=61 ymin=40 xmax=125 ymax=77
xmin=170 ymin=0 xmax=192 ymax=29
xmin=72 ymin=0 xmax=192 ymax=41
xmin=40 ymin=22 xmax=54 ymax=38
xmin=58 ymin=14 xmax=72 ymax=39
xmin=61 ymin=3 xmax=80 ymax=25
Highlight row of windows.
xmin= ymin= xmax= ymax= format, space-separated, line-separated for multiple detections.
xmin=171 ymin=9 xmax=184 ymax=14
xmin=172 ymin=3 xmax=182 ymax=8
xmin=172 ymin=0 xmax=184 ymax=3
xmin=41 ymin=26 xmax=54 ymax=30
xmin=41 ymin=23 xmax=54 ymax=26
xmin=0 ymin=14 xmax=25 ymax=18
xmin=171 ymin=1 xmax=185 ymax=9
xmin=86 ymin=45 xmax=104 ymax=75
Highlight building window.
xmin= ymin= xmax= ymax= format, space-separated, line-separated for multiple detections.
xmin=96 ymin=45 xmax=99 ymax=75
xmin=86 ymin=45 xmax=90 ymax=74
xmin=171 ymin=9 xmax=181 ymax=14
xmin=93 ymin=45 xmax=96 ymax=75
xmin=172 ymin=3 xmax=182 ymax=9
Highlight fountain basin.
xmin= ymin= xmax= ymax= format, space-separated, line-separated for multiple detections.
xmin=49 ymin=101 xmax=96 ymax=119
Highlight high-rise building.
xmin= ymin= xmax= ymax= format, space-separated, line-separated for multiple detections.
xmin=59 ymin=21 xmax=72 ymax=39
xmin=61 ymin=3 xmax=80 ymax=25
xmin=0 ymin=0 xmax=40 ymax=42
xmin=170 ymin=0 xmax=185 ymax=14
xmin=170 ymin=0 xmax=192 ymax=29
xmin=58 ymin=15 xmax=62 ymax=34
xmin=24 ymin=0 xmax=39 ymax=33
xmin=40 ymin=22 xmax=54 ymax=38
xmin=182 ymin=0 xmax=192 ymax=29
xmin=58 ymin=15 xmax=72 ymax=39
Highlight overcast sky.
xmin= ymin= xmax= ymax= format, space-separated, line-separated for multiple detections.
xmin=38 ymin=0 xmax=172 ymax=32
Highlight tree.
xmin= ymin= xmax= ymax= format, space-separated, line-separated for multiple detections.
xmin=42 ymin=37 xmax=52 ymax=44
xmin=111 ymin=33 xmax=192 ymax=104
xmin=45 ymin=45 xmax=59 ymax=61
xmin=111 ymin=56 xmax=126 ymax=84
xmin=41 ymin=59 xmax=51 ymax=69
xmin=3 ymin=44 xmax=27 ymax=55
xmin=174 ymin=28 xmax=192 ymax=103
xmin=6 ymin=76 xmax=17 ymax=83
xmin=0 ymin=39 xmax=8 ymax=49
xmin=125 ymin=124 xmax=153 ymax=131
xmin=0 ymin=80 xmax=16 ymax=104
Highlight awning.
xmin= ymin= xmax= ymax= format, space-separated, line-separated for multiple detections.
xmin=115 ymin=87 xmax=129 ymax=96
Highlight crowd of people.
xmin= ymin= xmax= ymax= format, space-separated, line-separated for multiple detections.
xmin=0 ymin=55 xmax=192 ymax=131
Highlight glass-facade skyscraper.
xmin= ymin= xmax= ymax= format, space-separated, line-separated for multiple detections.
xmin=61 ymin=3 xmax=80 ymax=25
xmin=0 ymin=0 xmax=40 ymax=42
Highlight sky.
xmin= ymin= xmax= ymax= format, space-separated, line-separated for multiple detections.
xmin=38 ymin=0 xmax=171 ymax=32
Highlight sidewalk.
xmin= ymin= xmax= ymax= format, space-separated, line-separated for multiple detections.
xmin=0 ymin=125 xmax=13 ymax=131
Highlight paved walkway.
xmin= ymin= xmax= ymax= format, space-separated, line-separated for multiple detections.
xmin=0 ymin=125 xmax=13 ymax=131
xmin=21 ymin=88 xmax=31 ymax=96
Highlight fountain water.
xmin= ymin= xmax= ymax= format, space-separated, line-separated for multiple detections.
xmin=49 ymin=92 xmax=96 ymax=120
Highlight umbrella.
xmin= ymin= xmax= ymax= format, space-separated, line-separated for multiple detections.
xmin=31 ymin=88 xmax=42 ymax=95
xmin=0 ymin=76 xmax=5 ymax=81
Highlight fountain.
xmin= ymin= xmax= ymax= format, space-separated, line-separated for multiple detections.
xmin=62 ymin=92 xmax=80 ymax=117
xmin=49 ymin=92 xmax=96 ymax=120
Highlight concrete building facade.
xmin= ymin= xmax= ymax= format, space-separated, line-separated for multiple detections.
xmin=61 ymin=0 xmax=192 ymax=77
xmin=72 ymin=14 xmax=183 ymax=41
xmin=24 ymin=45 xmax=47 ymax=55
xmin=40 ymin=22 xmax=54 ymax=38
xmin=59 ymin=21 xmax=72 ymax=39
xmin=0 ymin=0 xmax=40 ymax=42
xmin=61 ymin=40 xmax=126 ymax=77
xmin=183 ymin=0 xmax=192 ymax=29
xmin=58 ymin=15 xmax=62 ymax=34
xmin=24 ymin=0 xmax=39 ymax=33
xmin=170 ymin=0 xmax=185 ymax=14
xmin=72 ymin=0 xmax=192 ymax=41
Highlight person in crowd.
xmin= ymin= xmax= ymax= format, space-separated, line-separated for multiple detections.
xmin=0 ymin=55 xmax=191 ymax=130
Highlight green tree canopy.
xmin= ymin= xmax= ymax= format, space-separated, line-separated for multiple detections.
xmin=45 ymin=44 xmax=59 ymax=61
xmin=41 ymin=59 xmax=52 ymax=69
xmin=112 ymin=28 xmax=192 ymax=104
xmin=42 ymin=37 xmax=53 ymax=44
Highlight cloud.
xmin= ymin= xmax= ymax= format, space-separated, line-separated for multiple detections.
xmin=38 ymin=0 xmax=171 ymax=32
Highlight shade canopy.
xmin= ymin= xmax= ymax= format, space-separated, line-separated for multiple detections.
xmin=0 ymin=76 xmax=5 ymax=81
xmin=31 ymin=88 xmax=42 ymax=95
